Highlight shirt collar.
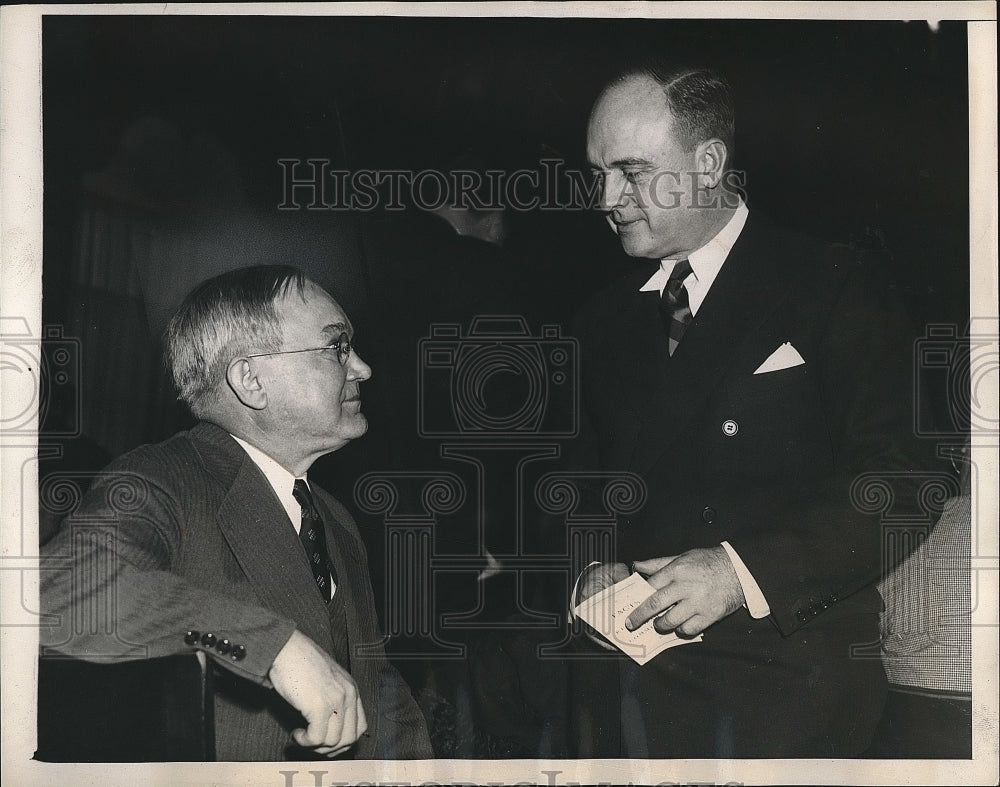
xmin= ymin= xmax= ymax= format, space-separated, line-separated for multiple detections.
xmin=640 ymin=199 xmax=749 ymax=296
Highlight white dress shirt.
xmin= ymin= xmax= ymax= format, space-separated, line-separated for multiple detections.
xmin=639 ymin=199 xmax=770 ymax=619
xmin=639 ymin=198 xmax=749 ymax=306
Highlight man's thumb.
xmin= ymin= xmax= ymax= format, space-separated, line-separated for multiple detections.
xmin=632 ymin=555 xmax=677 ymax=574
xmin=292 ymin=724 xmax=323 ymax=748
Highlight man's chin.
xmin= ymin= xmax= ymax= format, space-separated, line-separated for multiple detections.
xmin=350 ymin=414 xmax=369 ymax=437
xmin=330 ymin=409 xmax=368 ymax=440
xmin=619 ymin=236 xmax=656 ymax=259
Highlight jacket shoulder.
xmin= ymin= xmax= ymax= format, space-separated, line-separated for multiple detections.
xmin=98 ymin=429 xmax=206 ymax=482
xmin=573 ymin=261 xmax=658 ymax=332
xmin=80 ymin=430 xmax=228 ymax=525
xmin=746 ymin=214 xmax=884 ymax=304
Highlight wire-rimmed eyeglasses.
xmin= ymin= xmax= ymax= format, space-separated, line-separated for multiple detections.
xmin=246 ymin=332 xmax=353 ymax=366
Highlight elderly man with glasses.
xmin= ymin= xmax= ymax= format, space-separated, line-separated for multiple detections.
xmin=39 ymin=264 xmax=432 ymax=761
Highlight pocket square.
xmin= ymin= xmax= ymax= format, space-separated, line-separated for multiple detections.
xmin=754 ymin=342 xmax=805 ymax=374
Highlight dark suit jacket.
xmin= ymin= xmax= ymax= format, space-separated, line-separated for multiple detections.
xmin=569 ymin=214 xmax=939 ymax=757
xmin=39 ymin=422 xmax=432 ymax=761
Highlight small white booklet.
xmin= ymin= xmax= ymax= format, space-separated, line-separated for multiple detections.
xmin=574 ymin=572 xmax=703 ymax=665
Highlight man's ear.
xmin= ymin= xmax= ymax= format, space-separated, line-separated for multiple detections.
xmin=696 ymin=139 xmax=728 ymax=188
xmin=226 ymin=358 xmax=268 ymax=410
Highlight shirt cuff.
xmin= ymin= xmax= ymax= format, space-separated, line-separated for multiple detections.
xmin=568 ymin=561 xmax=602 ymax=623
xmin=720 ymin=540 xmax=771 ymax=619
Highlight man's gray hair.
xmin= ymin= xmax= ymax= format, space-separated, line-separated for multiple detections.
xmin=163 ymin=264 xmax=307 ymax=417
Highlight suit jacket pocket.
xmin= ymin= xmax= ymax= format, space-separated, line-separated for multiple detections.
xmin=747 ymin=361 xmax=810 ymax=388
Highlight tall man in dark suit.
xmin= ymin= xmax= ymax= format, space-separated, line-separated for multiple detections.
xmin=39 ymin=265 xmax=432 ymax=761
xmin=571 ymin=66 xmax=936 ymax=757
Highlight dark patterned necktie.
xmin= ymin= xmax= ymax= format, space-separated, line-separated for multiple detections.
xmin=658 ymin=258 xmax=693 ymax=356
xmin=292 ymin=479 xmax=337 ymax=601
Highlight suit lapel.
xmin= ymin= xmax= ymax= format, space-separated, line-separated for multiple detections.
xmin=192 ymin=424 xmax=333 ymax=645
xmin=629 ymin=216 xmax=797 ymax=476
xmin=312 ymin=495 xmax=366 ymax=642
xmin=311 ymin=492 xmax=383 ymax=745
xmin=618 ymin=287 xmax=672 ymax=420
xmin=314 ymin=498 xmax=365 ymax=596
xmin=591 ymin=263 xmax=666 ymax=420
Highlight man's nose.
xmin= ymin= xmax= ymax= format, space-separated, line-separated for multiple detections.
xmin=347 ymin=351 xmax=372 ymax=382
xmin=599 ymin=171 xmax=627 ymax=212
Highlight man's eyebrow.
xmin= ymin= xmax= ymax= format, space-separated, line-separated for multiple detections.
xmin=321 ymin=322 xmax=350 ymax=341
xmin=589 ymin=157 xmax=653 ymax=172
xmin=610 ymin=157 xmax=653 ymax=169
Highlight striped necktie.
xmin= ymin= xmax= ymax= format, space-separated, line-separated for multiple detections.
xmin=292 ymin=479 xmax=337 ymax=601
xmin=659 ymin=259 xmax=693 ymax=356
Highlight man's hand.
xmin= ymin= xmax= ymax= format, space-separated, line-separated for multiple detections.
xmin=268 ymin=629 xmax=368 ymax=757
xmin=574 ymin=561 xmax=630 ymax=650
xmin=576 ymin=561 xmax=630 ymax=605
xmin=625 ymin=547 xmax=745 ymax=638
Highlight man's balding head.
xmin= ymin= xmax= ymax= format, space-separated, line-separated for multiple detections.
xmin=587 ymin=67 xmax=737 ymax=260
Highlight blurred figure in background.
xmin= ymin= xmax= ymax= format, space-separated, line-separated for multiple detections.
xmin=352 ymin=147 xmax=569 ymax=757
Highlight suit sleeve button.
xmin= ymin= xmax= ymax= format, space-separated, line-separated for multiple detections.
xmin=215 ymin=638 xmax=231 ymax=655
xmin=231 ymin=644 xmax=247 ymax=661
xmin=184 ymin=630 xmax=200 ymax=646
xmin=201 ymin=632 xmax=217 ymax=648
xmin=701 ymin=507 xmax=717 ymax=524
